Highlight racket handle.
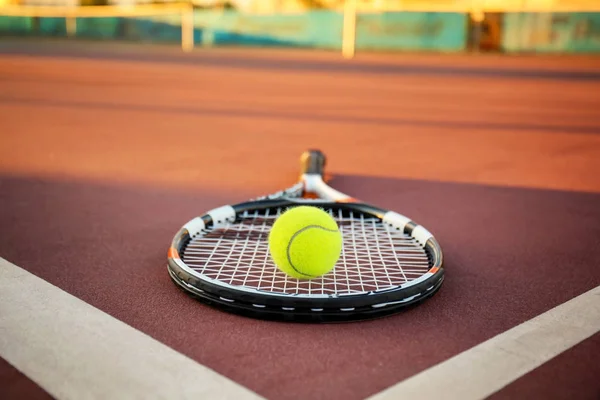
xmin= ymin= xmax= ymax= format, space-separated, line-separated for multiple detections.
xmin=300 ymin=149 xmax=326 ymax=177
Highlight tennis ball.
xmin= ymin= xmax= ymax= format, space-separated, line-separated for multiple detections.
xmin=268 ymin=206 xmax=342 ymax=280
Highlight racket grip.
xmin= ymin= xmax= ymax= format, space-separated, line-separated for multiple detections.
xmin=300 ymin=149 xmax=326 ymax=177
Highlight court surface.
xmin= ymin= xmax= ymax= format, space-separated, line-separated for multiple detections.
xmin=1 ymin=38 xmax=600 ymax=400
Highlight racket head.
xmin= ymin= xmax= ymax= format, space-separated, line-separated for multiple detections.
xmin=167 ymin=198 xmax=444 ymax=322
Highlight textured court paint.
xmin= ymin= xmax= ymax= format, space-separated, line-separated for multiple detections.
xmin=1 ymin=42 xmax=600 ymax=400
xmin=367 ymin=285 xmax=600 ymax=400
xmin=489 ymin=333 xmax=600 ymax=400
xmin=503 ymin=13 xmax=600 ymax=53
xmin=0 ymin=358 xmax=53 ymax=400
xmin=0 ymin=258 xmax=264 ymax=400
xmin=2 ymin=173 xmax=599 ymax=399
xmin=2 ymin=46 xmax=599 ymax=194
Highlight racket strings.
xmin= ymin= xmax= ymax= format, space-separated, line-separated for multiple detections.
xmin=181 ymin=208 xmax=431 ymax=295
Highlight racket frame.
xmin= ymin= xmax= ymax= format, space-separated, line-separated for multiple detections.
xmin=167 ymin=152 xmax=444 ymax=322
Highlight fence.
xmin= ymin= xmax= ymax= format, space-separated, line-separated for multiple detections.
xmin=1 ymin=0 xmax=600 ymax=56
xmin=0 ymin=3 xmax=195 ymax=51
xmin=341 ymin=0 xmax=600 ymax=57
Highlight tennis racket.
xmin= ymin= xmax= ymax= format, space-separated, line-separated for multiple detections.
xmin=167 ymin=150 xmax=444 ymax=322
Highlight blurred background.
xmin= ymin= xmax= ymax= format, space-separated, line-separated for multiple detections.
xmin=1 ymin=0 xmax=599 ymax=55
xmin=1 ymin=2 xmax=599 ymax=399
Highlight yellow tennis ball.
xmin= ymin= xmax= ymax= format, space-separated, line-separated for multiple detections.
xmin=268 ymin=206 xmax=342 ymax=280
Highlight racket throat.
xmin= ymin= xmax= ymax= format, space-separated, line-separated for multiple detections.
xmin=301 ymin=174 xmax=355 ymax=202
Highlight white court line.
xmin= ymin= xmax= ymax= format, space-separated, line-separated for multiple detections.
xmin=2 ymin=255 xmax=599 ymax=400
xmin=0 ymin=257 xmax=264 ymax=400
xmin=368 ymin=285 xmax=600 ymax=400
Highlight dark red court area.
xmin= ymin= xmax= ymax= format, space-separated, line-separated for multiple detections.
xmin=1 ymin=39 xmax=599 ymax=399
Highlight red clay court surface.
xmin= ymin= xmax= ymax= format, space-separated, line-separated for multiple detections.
xmin=1 ymin=38 xmax=600 ymax=399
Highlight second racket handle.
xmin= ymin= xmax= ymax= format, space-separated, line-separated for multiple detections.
xmin=300 ymin=149 xmax=326 ymax=177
